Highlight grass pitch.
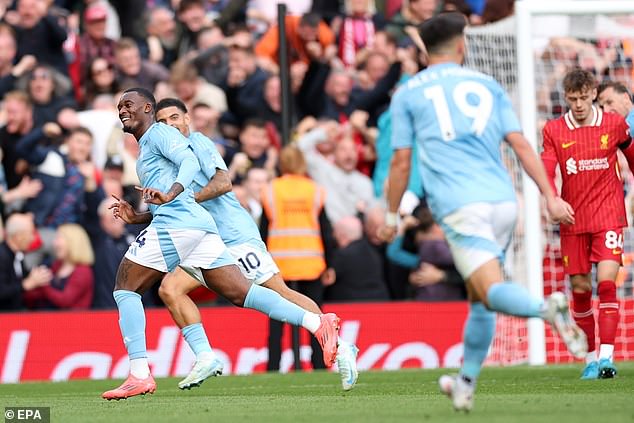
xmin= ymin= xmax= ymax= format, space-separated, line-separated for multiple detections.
xmin=1 ymin=363 xmax=633 ymax=423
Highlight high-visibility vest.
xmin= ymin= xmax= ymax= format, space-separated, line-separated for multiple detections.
xmin=261 ymin=175 xmax=326 ymax=280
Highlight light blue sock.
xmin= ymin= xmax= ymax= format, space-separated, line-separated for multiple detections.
xmin=243 ymin=284 xmax=305 ymax=326
xmin=113 ymin=290 xmax=147 ymax=360
xmin=461 ymin=302 xmax=496 ymax=380
xmin=487 ymin=282 xmax=543 ymax=318
xmin=181 ymin=323 xmax=213 ymax=356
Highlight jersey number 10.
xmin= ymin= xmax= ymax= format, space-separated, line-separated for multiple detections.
xmin=424 ymin=81 xmax=493 ymax=142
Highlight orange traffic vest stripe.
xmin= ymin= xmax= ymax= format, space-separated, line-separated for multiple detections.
xmin=262 ymin=175 xmax=326 ymax=280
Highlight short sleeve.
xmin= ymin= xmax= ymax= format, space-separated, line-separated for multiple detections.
xmin=390 ymin=87 xmax=415 ymax=150
xmin=496 ymin=84 xmax=522 ymax=135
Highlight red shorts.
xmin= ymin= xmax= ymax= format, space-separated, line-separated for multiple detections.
xmin=560 ymin=228 xmax=623 ymax=275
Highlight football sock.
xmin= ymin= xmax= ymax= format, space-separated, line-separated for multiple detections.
xmin=461 ymin=302 xmax=496 ymax=381
xmin=585 ymin=350 xmax=597 ymax=365
xmin=181 ymin=323 xmax=213 ymax=357
xmin=113 ymin=290 xmax=149 ymax=378
xmin=572 ymin=290 xmax=595 ymax=354
xmin=598 ymin=280 xmax=619 ymax=356
xmin=244 ymin=283 xmax=311 ymax=329
xmin=130 ymin=358 xmax=150 ymax=379
xmin=487 ymin=282 xmax=542 ymax=317
xmin=599 ymin=344 xmax=614 ymax=361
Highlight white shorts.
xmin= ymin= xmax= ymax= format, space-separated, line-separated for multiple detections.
xmin=124 ymin=226 xmax=235 ymax=273
xmin=181 ymin=238 xmax=279 ymax=286
xmin=439 ymin=201 xmax=517 ymax=279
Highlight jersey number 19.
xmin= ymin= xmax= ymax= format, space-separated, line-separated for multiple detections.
xmin=424 ymin=81 xmax=493 ymax=141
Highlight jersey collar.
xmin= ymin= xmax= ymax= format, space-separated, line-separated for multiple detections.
xmin=564 ymin=105 xmax=603 ymax=130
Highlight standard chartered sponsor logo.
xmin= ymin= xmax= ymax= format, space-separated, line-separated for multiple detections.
xmin=566 ymin=157 xmax=608 ymax=174
xmin=566 ymin=157 xmax=577 ymax=175
xmin=578 ymin=157 xmax=609 ymax=171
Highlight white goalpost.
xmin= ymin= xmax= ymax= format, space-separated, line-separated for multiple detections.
xmin=466 ymin=0 xmax=634 ymax=367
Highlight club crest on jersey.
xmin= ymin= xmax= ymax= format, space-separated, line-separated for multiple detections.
xmin=600 ymin=134 xmax=609 ymax=150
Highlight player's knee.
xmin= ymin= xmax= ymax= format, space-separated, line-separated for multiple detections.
xmin=158 ymin=279 xmax=180 ymax=304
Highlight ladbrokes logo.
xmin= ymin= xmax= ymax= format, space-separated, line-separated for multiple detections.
xmin=566 ymin=157 xmax=608 ymax=175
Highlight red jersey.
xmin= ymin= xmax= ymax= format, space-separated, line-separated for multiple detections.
xmin=542 ymin=106 xmax=631 ymax=234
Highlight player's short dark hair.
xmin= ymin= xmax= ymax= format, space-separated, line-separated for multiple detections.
xmin=597 ymin=80 xmax=631 ymax=97
xmin=419 ymin=12 xmax=467 ymax=55
xmin=123 ymin=87 xmax=156 ymax=111
xmin=156 ymin=97 xmax=188 ymax=114
xmin=300 ymin=12 xmax=322 ymax=28
xmin=563 ymin=68 xmax=596 ymax=94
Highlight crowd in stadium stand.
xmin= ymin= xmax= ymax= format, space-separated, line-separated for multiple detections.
xmin=0 ymin=0 xmax=633 ymax=312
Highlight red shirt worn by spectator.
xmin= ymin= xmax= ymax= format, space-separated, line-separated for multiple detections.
xmin=541 ymin=106 xmax=631 ymax=234
xmin=24 ymin=261 xmax=94 ymax=310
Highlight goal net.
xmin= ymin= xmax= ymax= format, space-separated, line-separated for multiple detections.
xmin=464 ymin=1 xmax=634 ymax=365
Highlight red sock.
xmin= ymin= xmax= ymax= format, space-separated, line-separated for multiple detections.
xmin=598 ymin=280 xmax=619 ymax=346
xmin=572 ymin=290 xmax=595 ymax=353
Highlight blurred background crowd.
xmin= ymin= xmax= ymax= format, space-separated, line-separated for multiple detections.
xmin=0 ymin=0 xmax=633 ymax=314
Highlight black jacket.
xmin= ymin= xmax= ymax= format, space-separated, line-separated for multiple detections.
xmin=0 ymin=242 xmax=24 ymax=311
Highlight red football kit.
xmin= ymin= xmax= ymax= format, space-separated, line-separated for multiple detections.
xmin=542 ymin=106 xmax=631 ymax=274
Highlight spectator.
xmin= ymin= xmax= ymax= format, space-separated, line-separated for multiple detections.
xmin=0 ymin=213 xmax=52 ymax=310
xmin=260 ymin=145 xmax=331 ymax=371
xmin=141 ymin=6 xmax=179 ymax=68
xmin=8 ymin=0 xmax=68 ymax=76
xmin=299 ymin=60 xmax=402 ymax=126
xmin=410 ymin=208 xmax=466 ymax=301
xmin=227 ymin=118 xmax=276 ymax=184
xmin=176 ymin=0 xmax=212 ymax=57
xmin=386 ymin=0 xmax=438 ymax=45
xmin=241 ymin=166 xmax=270 ymax=222
xmin=24 ymin=223 xmax=94 ymax=309
xmin=0 ymin=24 xmax=36 ymax=99
xmin=113 ymin=37 xmax=170 ymax=92
xmin=78 ymin=4 xmax=115 ymax=88
xmin=0 ymin=91 xmax=33 ymax=189
xmin=255 ymin=12 xmax=336 ymax=73
xmin=15 ymin=123 xmax=87 ymax=265
xmin=19 ymin=64 xmax=75 ymax=127
xmin=87 ymin=197 xmax=136 ymax=309
xmin=298 ymin=123 xmax=375 ymax=224
xmin=190 ymin=102 xmax=222 ymax=142
xmin=168 ymin=59 xmax=227 ymax=114
xmin=83 ymin=57 xmax=119 ymax=108
xmin=224 ymin=44 xmax=269 ymax=125
xmin=337 ymin=0 xmax=386 ymax=68
xmin=323 ymin=215 xmax=390 ymax=301
xmin=191 ymin=24 xmax=230 ymax=87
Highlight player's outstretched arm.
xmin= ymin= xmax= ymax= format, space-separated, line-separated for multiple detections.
xmin=195 ymin=169 xmax=232 ymax=203
xmin=380 ymin=148 xmax=411 ymax=242
xmin=506 ymin=132 xmax=575 ymax=225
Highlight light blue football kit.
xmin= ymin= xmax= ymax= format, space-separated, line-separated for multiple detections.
xmin=391 ymin=62 xmax=521 ymax=277
xmin=123 ymin=123 xmax=233 ymax=273
xmin=116 ymin=124 xmax=310 ymax=368
xmin=187 ymin=131 xmax=280 ymax=284
xmin=390 ymin=62 xmax=545 ymax=380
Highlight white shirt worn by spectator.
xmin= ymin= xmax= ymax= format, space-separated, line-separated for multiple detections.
xmin=298 ymin=127 xmax=376 ymax=223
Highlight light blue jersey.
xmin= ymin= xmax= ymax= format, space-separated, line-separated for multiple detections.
xmin=188 ymin=132 xmax=262 ymax=245
xmin=137 ymin=123 xmax=218 ymax=232
xmin=391 ymin=62 xmax=520 ymax=219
